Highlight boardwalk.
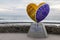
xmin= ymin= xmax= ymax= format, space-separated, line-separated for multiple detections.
xmin=0 ymin=33 xmax=59 ymax=40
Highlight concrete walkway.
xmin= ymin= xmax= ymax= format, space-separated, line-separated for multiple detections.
xmin=0 ymin=33 xmax=59 ymax=40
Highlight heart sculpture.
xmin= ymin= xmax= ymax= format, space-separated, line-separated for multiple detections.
xmin=26 ymin=2 xmax=50 ymax=23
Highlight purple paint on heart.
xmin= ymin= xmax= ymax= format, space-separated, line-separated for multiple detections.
xmin=36 ymin=4 xmax=50 ymax=23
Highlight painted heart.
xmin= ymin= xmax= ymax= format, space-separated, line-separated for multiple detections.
xmin=26 ymin=2 xmax=50 ymax=23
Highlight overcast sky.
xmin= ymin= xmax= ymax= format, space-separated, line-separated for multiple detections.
xmin=0 ymin=0 xmax=60 ymax=14
xmin=0 ymin=0 xmax=60 ymax=21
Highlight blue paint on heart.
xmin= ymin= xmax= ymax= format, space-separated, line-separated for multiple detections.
xmin=36 ymin=4 xmax=50 ymax=23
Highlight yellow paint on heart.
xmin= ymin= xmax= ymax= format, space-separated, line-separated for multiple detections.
xmin=26 ymin=2 xmax=46 ymax=22
xmin=38 ymin=2 xmax=46 ymax=8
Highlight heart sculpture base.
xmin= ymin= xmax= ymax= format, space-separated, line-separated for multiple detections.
xmin=27 ymin=23 xmax=48 ymax=38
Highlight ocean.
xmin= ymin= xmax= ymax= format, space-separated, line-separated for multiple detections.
xmin=0 ymin=8 xmax=60 ymax=22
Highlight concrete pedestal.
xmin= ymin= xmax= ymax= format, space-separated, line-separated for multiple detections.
xmin=28 ymin=23 xmax=48 ymax=38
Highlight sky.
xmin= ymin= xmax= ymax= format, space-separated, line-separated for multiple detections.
xmin=0 ymin=0 xmax=60 ymax=21
xmin=0 ymin=0 xmax=60 ymax=15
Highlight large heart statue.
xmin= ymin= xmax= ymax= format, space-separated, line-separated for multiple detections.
xmin=26 ymin=2 xmax=50 ymax=23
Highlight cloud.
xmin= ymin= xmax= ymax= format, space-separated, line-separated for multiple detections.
xmin=0 ymin=0 xmax=60 ymax=21
xmin=0 ymin=0 xmax=60 ymax=14
xmin=50 ymin=5 xmax=60 ymax=9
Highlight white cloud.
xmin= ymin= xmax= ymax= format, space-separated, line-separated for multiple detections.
xmin=0 ymin=0 xmax=60 ymax=21
xmin=0 ymin=0 xmax=60 ymax=14
xmin=50 ymin=5 xmax=60 ymax=9
xmin=0 ymin=8 xmax=13 ymax=12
